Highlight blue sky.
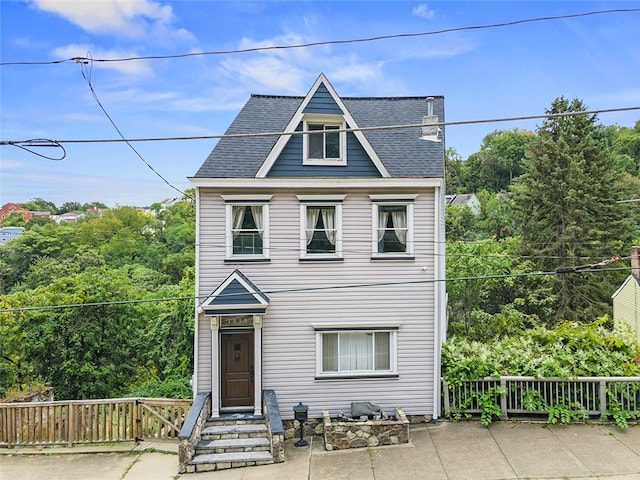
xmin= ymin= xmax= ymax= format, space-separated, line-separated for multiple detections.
xmin=1 ymin=1 xmax=639 ymax=207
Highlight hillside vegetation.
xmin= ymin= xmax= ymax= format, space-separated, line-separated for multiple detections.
xmin=1 ymin=99 xmax=639 ymax=401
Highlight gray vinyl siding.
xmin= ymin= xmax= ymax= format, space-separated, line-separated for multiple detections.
xmin=196 ymin=188 xmax=438 ymax=418
xmin=268 ymin=127 xmax=382 ymax=177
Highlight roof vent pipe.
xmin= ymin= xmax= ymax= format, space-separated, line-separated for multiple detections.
xmin=420 ymin=97 xmax=441 ymax=142
xmin=426 ymin=97 xmax=434 ymax=116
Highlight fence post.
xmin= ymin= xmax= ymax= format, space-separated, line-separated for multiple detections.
xmin=67 ymin=402 xmax=74 ymax=447
xmin=135 ymin=399 xmax=142 ymax=442
xmin=500 ymin=377 xmax=508 ymax=420
xmin=599 ymin=379 xmax=608 ymax=420
xmin=442 ymin=379 xmax=450 ymax=417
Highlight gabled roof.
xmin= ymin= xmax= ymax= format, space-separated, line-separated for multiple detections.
xmin=193 ymin=73 xmax=444 ymax=179
xmin=200 ymin=269 xmax=269 ymax=314
xmin=256 ymin=73 xmax=389 ymax=178
xmin=612 ymin=274 xmax=640 ymax=299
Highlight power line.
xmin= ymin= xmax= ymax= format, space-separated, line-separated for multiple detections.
xmin=2 ymin=106 xmax=639 ymax=147
xmin=0 ymin=264 xmax=632 ymax=314
xmin=77 ymin=56 xmax=192 ymax=200
xmin=1 ymin=8 xmax=639 ymax=67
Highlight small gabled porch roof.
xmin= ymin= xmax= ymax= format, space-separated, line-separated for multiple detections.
xmin=200 ymin=269 xmax=269 ymax=315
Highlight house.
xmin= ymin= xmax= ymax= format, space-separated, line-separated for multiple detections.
xmin=0 ymin=203 xmax=24 ymax=221
xmin=0 ymin=226 xmax=25 ymax=244
xmin=445 ymin=193 xmax=481 ymax=215
xmin=189 ymin=74 xmax=447 ymax=425
xmin=612 ymin=246 xmax=640 ymax=341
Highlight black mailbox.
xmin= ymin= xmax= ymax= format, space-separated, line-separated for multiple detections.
xmin=293 ymin=402 xmax=308 ymax=422
xmin=293 ymin=402 xmax=309 ymax=447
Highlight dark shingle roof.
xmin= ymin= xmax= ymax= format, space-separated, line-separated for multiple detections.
xmin=193 ymin=93 xmax=445 ymax=179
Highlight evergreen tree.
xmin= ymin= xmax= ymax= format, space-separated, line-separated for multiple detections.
xmin=511 ymin=97 xmax=634 ymax=324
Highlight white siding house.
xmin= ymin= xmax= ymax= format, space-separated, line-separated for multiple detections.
xmin=612 ymin=246 xmax=640 ymax=341
xmin=189 ymin=74 xmax=446 ymax=421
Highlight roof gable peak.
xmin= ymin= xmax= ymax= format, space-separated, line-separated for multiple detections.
xmin=255 ymin=73 xmax=389 ymax=178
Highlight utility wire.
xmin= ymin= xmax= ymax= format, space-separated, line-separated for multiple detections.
xmin=3 ymin=105 xmax=639 ymax=146
xmin=78 ymin=55 xmax=192 ymax=200
xmin=1 ymin=8 xmax=639 ymax=66
xmin=0 ymin=264 xmax=632 ymax=314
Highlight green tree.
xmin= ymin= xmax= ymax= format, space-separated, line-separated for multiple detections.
xmin=57 ymin=201 xmax=82 ymax=214
xmin=20 ymin=198 xmax=57 ymax=213
xmin=511 ymin=97 xmax=634 ymax=324
xmin=445 ymin=147 xmax=467 ymax=194
xmin=465 ymin=129 xmax=534 ymax=192
xmin=446 ymin=237 xmax=552 ymax=341
xmin=607 ymin=120 xmax=640 ymax=175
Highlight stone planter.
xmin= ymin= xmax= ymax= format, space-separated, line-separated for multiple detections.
xmin=322 ymin=408 xmax=409 ymax=451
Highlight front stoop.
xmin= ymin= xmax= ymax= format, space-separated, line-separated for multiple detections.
xmin=187 ymin=416 xmax=275 ymax=473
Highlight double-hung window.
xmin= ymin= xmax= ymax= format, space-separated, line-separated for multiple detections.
xmin=298 ymin=196 xmax=344 ymax=260
xmin=224 ymin=196 xmax=270 ymax=260
xmin=371 ymin=197 xmax=415 ymax=258
xmin=303 ymin=115 xmax=346 ymax=166
xmin=315 ymin=327 xmax=398 ymax=378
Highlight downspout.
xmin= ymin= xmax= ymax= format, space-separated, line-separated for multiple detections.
xmin=192 ymin=187 xmax=201 ymax=396
xmin=432 ymin=178 xmax=446 ymax=420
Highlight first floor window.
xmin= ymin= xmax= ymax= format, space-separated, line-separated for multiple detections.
xmin=319 ymin=330 xmax=394 ymax=374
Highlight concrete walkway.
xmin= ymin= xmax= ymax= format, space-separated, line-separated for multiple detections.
xmin=2 ymin=421 xmax=640 ymax=480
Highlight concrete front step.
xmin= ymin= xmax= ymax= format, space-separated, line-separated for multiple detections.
xmin=196 ymin=437 xmax=271 ymax=454
xmin=201 ymin=423 xmax=268 ymax=440
xmin=189 ymin=451 xmax=274 ymax=472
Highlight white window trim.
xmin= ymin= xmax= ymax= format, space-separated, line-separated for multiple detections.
xmin=299 ymin=202 xmax=343 ymax=259
xmin=302 ymin=114 xmax=347 ymax=166
xmin=315 ymin=328 xmax=398 ymax=378
xmin=371 ymin=202 xmax=414 ymax=257
xmin=225 ymin=202 xmax=270 ymax=260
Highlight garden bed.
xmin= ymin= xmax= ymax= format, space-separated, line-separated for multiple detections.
xmin=322 ymin=408 xmax=409 ymax=451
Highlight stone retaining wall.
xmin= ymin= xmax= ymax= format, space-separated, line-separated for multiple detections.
xmin=322 ymin=408 xmax=409 ymax=451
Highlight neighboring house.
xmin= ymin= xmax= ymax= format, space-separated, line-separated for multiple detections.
xmin=0 ymin=203 xmax=24 ymax=221
xmin=189 ymin=73 xmax=447 ymax=422
xmin=445 ymin=193 xmax=481 ymax=215
xmin=612 ymin=246 xmax=640 ymax=341
xmin=0 ymin=226 xmax=25 ymax=244
xmin=50 ymin=211 xmax=84 ymax=223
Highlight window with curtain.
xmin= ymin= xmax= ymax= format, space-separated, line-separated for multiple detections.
xmin=320 ymin=331 xmax=393 ymax=374
xmin=305 ymin=205 xmax=337 ymax=254
xmin=377 ymin=204 xmax=408 ymax=253
xmin=231 ymin=205 xmax=264 ymax=255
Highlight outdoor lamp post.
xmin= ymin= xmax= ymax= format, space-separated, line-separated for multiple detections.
xmin=293 ymin=402 xmax=309 ymax=447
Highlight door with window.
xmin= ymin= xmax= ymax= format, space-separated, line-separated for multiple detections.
xmin=221 ymin=332 xmax=254 ymax=408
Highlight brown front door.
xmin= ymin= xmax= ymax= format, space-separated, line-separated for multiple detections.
xmin=221 ymin=332 xmax=254 ymax=408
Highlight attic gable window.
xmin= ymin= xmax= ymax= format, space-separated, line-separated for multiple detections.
xmin=303 ymin=115 xmax=347 ymax=166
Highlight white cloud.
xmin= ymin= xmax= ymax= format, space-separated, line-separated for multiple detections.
xmin=0 ymin=159 xmax=24 ymax=170
xmin=221 ymin=56 xmax=307 ymax=94
xmin=30 ymin=0 xmax=195 ymax=42
xmin=412 ymin=4 xmax=435 ymax=20
xmin=52 ymin=44 xmax=153 ymax=76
